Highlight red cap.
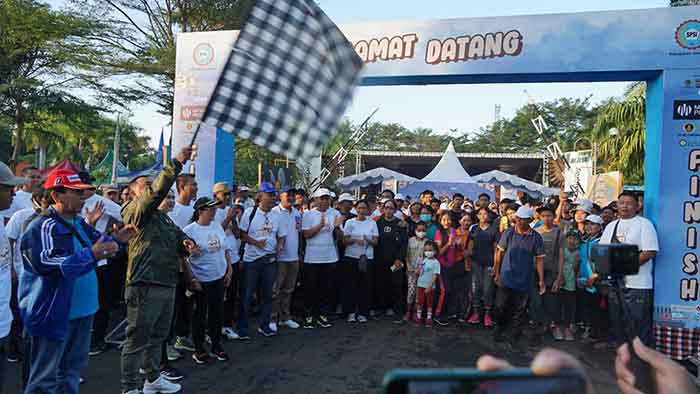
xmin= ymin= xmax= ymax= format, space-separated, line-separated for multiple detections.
xmin=44 ymin=169 xmax=94 ymax=190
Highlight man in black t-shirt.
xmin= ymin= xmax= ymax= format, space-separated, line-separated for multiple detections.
xmin=467 ymin=207 xmax=500 ymax=327
xmin=470 ymin=193 xmax=498 ymax=224
xmin=447 ymin=193 xmax=465 ymax=229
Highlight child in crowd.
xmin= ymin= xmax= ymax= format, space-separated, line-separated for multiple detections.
xmin=551 ymin=229 xmax=580 ymax=341
xmin=434 ymin=213 xmax=459 ymax=325
xmin=415 ymin=241 xmax=441 ymax=328
xmin=577 ymin=215 xmax=610 ymax=348
xmin=403 ymin=222 xmax=428 ymax=322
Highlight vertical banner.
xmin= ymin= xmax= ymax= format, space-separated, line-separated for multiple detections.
xmin=172 ymin=32 xmax=239 ymax=197
xmin=563 ymin=150 xmax=593 ymax=194
xmin=586 ymin=171 xmax=622 ymax=207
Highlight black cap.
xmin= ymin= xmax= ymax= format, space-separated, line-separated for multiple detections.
xmin=193 ymin=197 xmax=220 ymax=211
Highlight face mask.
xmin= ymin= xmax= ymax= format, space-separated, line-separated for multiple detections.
xmin=420 ymin=214 xmax=432 ymax=222
xmin=415 ymin=231 xmax=426 ymax=239
xmin=424 ymin=251 xmax=435 ymax=258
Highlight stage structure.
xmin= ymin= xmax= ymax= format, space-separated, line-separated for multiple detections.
xmin=173 ymin=6 xmax=700 ymax=359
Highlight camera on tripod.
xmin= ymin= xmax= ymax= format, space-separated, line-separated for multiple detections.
xmin=590 ymin=243 xmax=639 ymax=283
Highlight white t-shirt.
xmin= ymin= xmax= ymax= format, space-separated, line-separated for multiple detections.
xmin=82 ymin=194 xmax=122 ymax=233
xmin=272 ymin=205 xmax=302 ymax=262
xmin=183 ymin=222 xmax=229 ymax=282
xmin=600 ymin=216 xmax=659 ymax=289
xmin=224 ymin=232 xmax=240 ymax=264
xmin=342 ymin=218 xmax=379 ymax=259
xmin=169 ymin=201 xmax=194 ymax=229
xmin=240 ymin=207 xmax=288 ymax=262
xmin=6 ymin=207 xmax=37 ymax=274
xmin=0 ymin=190 xmax=32 ymax=221
xmin=240 ymin=197 xmax=255 ymax=210
xmin=0 ymin=220 xmax=13 ymax=338
xmin=302 ymin=208 xmax=340 ymax=264
xmin=213 ymin=206 xmax=230 ymax=229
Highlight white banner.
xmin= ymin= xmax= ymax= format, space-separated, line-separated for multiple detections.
xmin=563 ymin=150 xmax=593 ymax=194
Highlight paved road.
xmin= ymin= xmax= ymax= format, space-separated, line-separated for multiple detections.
xmin=5 ymin=317 xmax=618 ymax=394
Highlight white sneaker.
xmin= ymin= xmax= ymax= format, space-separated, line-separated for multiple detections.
xmin=357 ymin=315 xmax=368 ymax=323
xmin=122 ymin=390 xmax=141 ymax=394
xmin=269 ymin=322 xmax=278 ymax=332
xmin=386 ymin=309 xmax=395 ymax=317
xmin=143 ymin=375 xmax=181 ymax=394
xmin=280 ymin=319 xmax=300 ymax=329
xmin=347 ymin=313 xmax=357 ymax=323
xmin=222 ymin=327 xmax=239 ymax=340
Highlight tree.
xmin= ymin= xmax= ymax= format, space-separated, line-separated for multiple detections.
xmin=0 ymin=0 xmax=111 ymax=167
xmin=67 ymin=0 xmax=255 ymax=117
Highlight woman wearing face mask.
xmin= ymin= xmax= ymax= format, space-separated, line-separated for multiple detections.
xmin=374 ymin=200 xmax=408 ymax=319
xmin=420 ymin=206 xmax=439 ymax=241
xmin=341 ymin=200 xmax=378 ymax=324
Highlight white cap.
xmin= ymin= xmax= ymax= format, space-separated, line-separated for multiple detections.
xmin=585 ymin=214 xmax=603 ymax=225
xmin=329 ymin=191 xmax=336 ymax=198
xmin=311 ymin=188 xmax=332 ymax=198
xmin=338 ymin=193 xmax=355 ymax=203
xmin=238 ymin=185 xmax=250 ymax=192
xmin=575 ymin=198 xmax=593 ymax=214
xmin=395 ymin=193 xmax=405 ymax=201
xmin=439 ymin=202 xmax=449 ymax=211
xmin=515 ymin=206 xmax=534 ymax=219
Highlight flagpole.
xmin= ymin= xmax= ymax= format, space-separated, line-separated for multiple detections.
xmin=111 ymin=113 xmax=121 ymax=185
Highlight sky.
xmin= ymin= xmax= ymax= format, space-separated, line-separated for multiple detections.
xmin=49 ymin=0 xmax=668 ymax=147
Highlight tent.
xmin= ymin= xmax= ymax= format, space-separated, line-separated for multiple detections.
xmin=41 ymin=160 xmax=82 ymax=176
xmin=400 ymin=142 xmax=493 ymax=200
xmin=471 ymin=170 xmax=558 ymax=199
xmin=335 ymin=167 xmax=417 ymax=190
xmin=91 ymin=151 xmax=129 ymax=185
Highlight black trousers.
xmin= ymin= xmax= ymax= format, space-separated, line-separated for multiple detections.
xmin=494 ymin=286 xmax=529 ymax=341
xmin=341 ymin=257 xmax=373 ymax=317
xmin=8 ymin=277 xmax=22 ymax=354
xmin=303 ymin=263 xmax=336 ymax=318
xmin=373 ymin=257 xmax=404 ymax=312
xmin=223 ymin=263 xmax=241 ymax=327
xmin=174 ymin=272 xmax=193 ymax=338
xmin=92 ymin=264 xmax=115 ymax=343
xmin=547 ymin=289 xmax=576 ymax=326
xmin=192 ymin=278 xmax=225 ymax=353
xmin=609 ymin=287 xmax=652 ymax=345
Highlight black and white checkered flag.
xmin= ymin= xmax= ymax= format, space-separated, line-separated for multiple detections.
xmin=202 ymin=0 xmax=364 ymax=159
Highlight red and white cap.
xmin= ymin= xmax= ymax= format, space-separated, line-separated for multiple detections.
xmin=44 ymin=169 xmax=94 ymax=190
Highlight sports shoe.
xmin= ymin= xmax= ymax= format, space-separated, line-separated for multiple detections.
xmin=564 ymin=327 xmax=575 ymax=342
xmin=166 ymin=344 xmax=182 ymax=361
xmin=386 ymin=308 xmax=395 ymax=317
xmin=414 ymin=316 xmax=423 ymax=327
xmin=210 ymin=348 xmax=230 ymax=361
xmin=160 ymin=366 xmax=184 ymax=381
xmin=552 ymin=325 xmax=564 ymax=341
xmin=347 ymin=313 xmax=357 ymax=323
xmin=316 ymin=315 xmax=332 ymax=328
xmin=269 ymin=322 xmax=278 ymax=333
xmin=425 ymin=318 xmax=433 ymax=328
xmin=89 ymin=341 xmax=108 ymax=357
xmin=122 ymin=390 xmax=141 ymax=394
xmin=280 ymin=319 xmax=300 ymax=329
xmin=143 ymin=375 xmax=181 ymax=394
xmin=6 ymin=349 xmax=21 ymax=363
xmin=484 ymin=313 xmax=495 ymax=328
xmin=192 ymin=352 xmax=208 ymax=365
xmin=434 ymin=316 xmax=449 ymax=326
xmin=222 ymin=327 xmax=240 ymax=340
xmin=258 ymin=325 xmax=277 ymax=337
xmin=467 ymin=312 xmax=480 ymax=325
xmin=174 ymin=336 xmax=195 ymax=352
xmin=357 ymin=315 xmax=368 ymax=323
xmin=303 ymin=317 xmax=315 ymax=329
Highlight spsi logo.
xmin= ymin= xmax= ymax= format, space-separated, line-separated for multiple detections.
xmin=676 ymin=20 xmax=700 ymax=50
xmin=193 ymin=43 xmax=215 ymax=66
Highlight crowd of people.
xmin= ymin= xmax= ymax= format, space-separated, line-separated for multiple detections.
xmin=0 ymin=149 xmax=679 ymax=394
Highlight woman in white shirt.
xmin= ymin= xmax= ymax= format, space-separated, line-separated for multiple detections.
xmin=183 ymin=197 xmax=233 ymax=364
xmin=341 ymin=200 xmax=378 ymax=323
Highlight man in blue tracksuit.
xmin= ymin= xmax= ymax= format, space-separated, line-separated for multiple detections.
xmin=20 ymin=168 xmax=136 ymax=394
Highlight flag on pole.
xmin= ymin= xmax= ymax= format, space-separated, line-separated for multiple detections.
xmin=201 ymin=0 xmax=364 ymax=159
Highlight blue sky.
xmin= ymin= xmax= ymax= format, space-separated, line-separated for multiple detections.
xmin=50 ymin=0 xmax=668 ymax=147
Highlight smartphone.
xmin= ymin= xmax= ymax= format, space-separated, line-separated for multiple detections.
xmin=382 ymin=368 xmax=587 ymax=394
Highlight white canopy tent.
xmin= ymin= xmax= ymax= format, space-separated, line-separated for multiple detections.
xmin=335 ymin=167 xmax=417 ymax=190
xmin=472 ymin=169 xmax=558 ymax=199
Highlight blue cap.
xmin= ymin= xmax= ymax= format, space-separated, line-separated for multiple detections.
xmin=258 ymin=181 xmax=277 ymax=194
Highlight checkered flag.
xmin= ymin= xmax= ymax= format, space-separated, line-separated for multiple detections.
xmin=202 ymin=0 xmax=364 ymax=159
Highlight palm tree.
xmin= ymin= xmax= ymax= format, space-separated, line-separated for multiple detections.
xmin=592 ymin=84 xmax=646 ymax=184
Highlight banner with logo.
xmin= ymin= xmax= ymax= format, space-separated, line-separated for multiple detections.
xmin=563 ymin=150 xmax=593 ymax=194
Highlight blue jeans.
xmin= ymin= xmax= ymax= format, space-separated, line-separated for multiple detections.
xmin=25 ymin=315 xmax=93 ymax=394
xmin=237 ymin=256 xmax=278 ymax=336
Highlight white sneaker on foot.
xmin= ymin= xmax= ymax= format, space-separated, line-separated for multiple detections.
xmin=269 ymin=322 xmax=278 ymax=332
xmin=222 ymin=327 xmax=240 ymax=340
xmin=357 ymin=315 xmax=368 ymax=323
xmin=347 ymin=313 xmax=357 ymax=323
xmin=280 ymin=320 xmax=300 ymax=329
xmin=143 ymin=375 xmax=181 ymax=394
xmin=122 ymin=390 xmax=141 ymax=394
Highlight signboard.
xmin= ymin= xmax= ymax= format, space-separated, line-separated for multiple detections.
xmin=261 ymin=164 xmax=293 ymax=192
xmin=563 ymin=150 xmax=593 ymax=194
xmin=586 ymin=171 xmax=622 ymax=207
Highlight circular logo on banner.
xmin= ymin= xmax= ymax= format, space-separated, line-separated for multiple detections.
xmin=676 ymin=20 xmax=700 ymax=50
xmin=193 ymin=43 xmax=215 ymax=66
